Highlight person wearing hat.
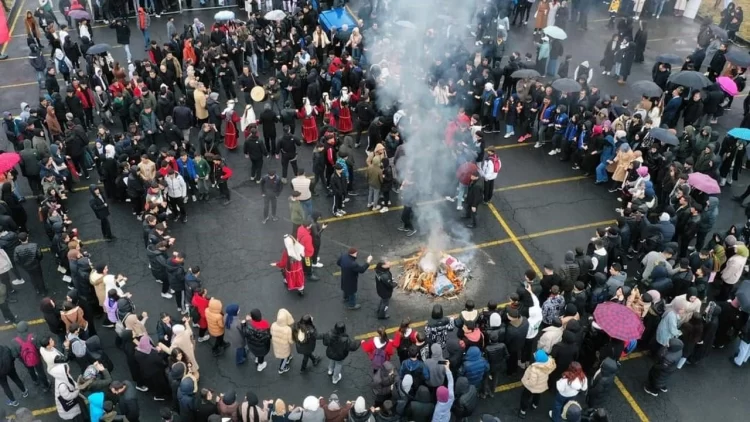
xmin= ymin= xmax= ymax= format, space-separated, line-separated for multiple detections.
xmin=519 ymin=349 xmax=556 ymax=419
xmin=337 ymin=248 xmax=373 ymax=310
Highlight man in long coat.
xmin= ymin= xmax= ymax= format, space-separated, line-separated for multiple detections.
xmin=336 ymin=248 xmax=372 ymax=310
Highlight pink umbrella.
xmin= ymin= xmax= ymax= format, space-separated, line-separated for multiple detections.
xmin=717 ymin=76 xmax=739 ymax=96
xmin=688 ymin=172 xmax=721 ymax=194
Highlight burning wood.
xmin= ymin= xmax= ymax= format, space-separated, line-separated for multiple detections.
xmin=400 ymin=249 xmax=469 ymax=297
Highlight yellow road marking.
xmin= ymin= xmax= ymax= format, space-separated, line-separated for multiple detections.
xmin=0 ymin=318 xmax=45 ymax=331
xmin=319 ymin=175 xmax=586 ymax=224
xmin=488 ymin=203 xmax=541 ymax=275
xmin=40 ymin=238 xmax=106 ymax=253
xmin=495 ymin=381 xmax=523 ymax=392
xmin=1 ymin=0 xmax=26 ymax=55
xmin=615 ymin=376 xmax=650 ymax=422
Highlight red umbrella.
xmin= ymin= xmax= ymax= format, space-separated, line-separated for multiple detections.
xmin=0 ymin=153 xmax=21 ymax=174
xmin=593 ymin=302 xmax=645 ymax=341
xmin=687 ymin=172 xmax=721 ymax=195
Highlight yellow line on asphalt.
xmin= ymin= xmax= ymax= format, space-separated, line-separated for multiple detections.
xmin=1 ymin=0 xmax=26 ymax=55
xmin=495 ymin=381 xmax=523 ymax=392
xmin=319 ymin=175 xmax=586 ymax=224
xmin=40 ymin=238 xmax=106 ymax=253
xmin=488 ymin=203 xmax=541 ymax=275
xmin=615 ymin=376 xmax=650 ymax=422
xmin=0 ymin=318 xmax=45 ymax=331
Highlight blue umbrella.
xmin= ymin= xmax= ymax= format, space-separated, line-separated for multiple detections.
xmin=728 ymin=128 xmax=750 ymax=142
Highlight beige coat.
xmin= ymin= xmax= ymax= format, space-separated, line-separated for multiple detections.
xmin=521 ymin=358 xmax=557 ymax=393
xmin=270 ymin=308 xmax=294 ymax=359
xmin=169 ymin=328 xmax=200 ymax=378
xmin=608 ymin=149 xmax=635 ymax=182
xmin=89 ymin=270 xmax=106 ymax=306
xmin=124 ymin=313 xmax=148 ymax=338
xmin=194 ymin=89 xmax=208 ymax=120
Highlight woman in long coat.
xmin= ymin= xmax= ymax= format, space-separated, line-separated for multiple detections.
xmin=617 ymin=40 xmax=636 ymax=84
xmin=601 ymin=34 xmax=619 ymax=75
xmin=608 ymin=143 xmax=636 ymax=189
xmin=134 ymin=336 xmax=171 ymax=400
xmin=547 ymin=0 xmax=560 ymax=27
xmin=535 ymin=0 xmax=550 ymax=32
xmin=633 ymin=21 xmax=648 ymax=63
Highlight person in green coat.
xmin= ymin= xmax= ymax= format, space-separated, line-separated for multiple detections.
xmin=289 ymin=191 xmax=305 ymax=236
xmin=193 ymin=152 xmax=211 ymax=201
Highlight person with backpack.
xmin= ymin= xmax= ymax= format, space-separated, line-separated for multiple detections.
xmin=361 ymin=327 xmax=399 ymax=374
xmin=66 ymin=323 xmax=93 ymax=373
xmin=292 ymin=314 xmax=320 ymax=372
xmin=0 ymin=344 xmax=28 ymax=407
xmin=479 ymin=149 xmax=501 ymax=203
xmin=320 ymin=322 xmax=361 ymax=384
xmin=10 ymin=322 xmax=49 ymax=392
xmin=399 ymin=345 xmax=430 ymax=388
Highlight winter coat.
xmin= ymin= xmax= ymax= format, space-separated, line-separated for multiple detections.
xmin=50 ymin=364 xmax=82 ymax=420
xmin=587 ymin=357 xmax=618 ymax=408
xmin=372 ymin=361 xmax=399 ymax=398
xmin=337 ymin=253 xmax=369 ymax=296
xmin=321 ymin=327 xmax=360 ymax=361
xmin=407 ymin=386 xmax=434 ymax=422
xmin=271 ymin=308 xmax=295 ymax=358
xmin=375 ymin=267 xmax=396 ymax=299
xmin=521 ymin=358 xmax=557 ymax=393
xmin=240 ymin=319 xmax=272 ymax=357
xmin=206 ymin=298 xmax=225 ymax=337
xmin=648 ymin=339 xmax=683 ymax=389
xmin=431 ymin=371 xmax=455 ymax=422
xmin=292 ymin=322 xmax=318 ymax=356
xmin=166 ymin=258 xmax=187 ymax=292
xmin=459 ymin=346 xmax=489 ymax=387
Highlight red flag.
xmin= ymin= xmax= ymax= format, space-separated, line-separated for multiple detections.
xmin=0 ymin=6 xmax=9 ymax=45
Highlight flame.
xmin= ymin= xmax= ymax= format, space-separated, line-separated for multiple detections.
xmin=400 ymin=249 xmax=466 ymax=297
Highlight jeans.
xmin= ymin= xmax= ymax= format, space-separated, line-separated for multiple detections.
xmin=547 ymin=58 xmax=559 ymax=77
xmin=735 ymin=339 xmax=750 ymax=366
xmin=344 ymin=292 xmax=357 ymax=308
xmin=328 ymin=359 xmax=342 ymax=379
xmin=505 ymin=124 xmax=514 ymax=134
xmin=377 ymin=297 xmax=390 ymax=318
xmin=655 ymin=0 xmax=666 ymax=16
xmin=0 ymin=366 xmax=26 ymax=402
xmin=456 ymin=183 xmax=468 ymax=201
xmin=263 ymin=196 xmax=277 ymax=218
xmin=196 ymin=178 xmax=210 ymax=195
xmin=552 ymin=393 xmax=571 ymax=422
xmin=279 ymin=355 xmax=292 ymax=372
xmin=123 ymin=44 xmax=132 ymax=62
xmin=595 ymin=162 xmax=609 ymax=182
xmin=367 ymin=187 xmax=380 ymax=206
xmin=141 ymin=29 xmax=150 ymax=51
xmin=248 ymin=54 xmax=258 ymax=76
xmin=614 ymin=62 xmax=622 ymax=76
xmin=300 ymin=199 xmax=312 ymax=218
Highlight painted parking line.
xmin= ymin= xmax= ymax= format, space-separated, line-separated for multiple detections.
xmin=319 ymin=175 xmax=587 ymax=224
xmin=1 ymin=0 xmax=26 ymax=55
xmin=615 ymin=376 xmax=650 ymax=421
xmin=40 ymin=238 xmax=106 ymax=253
xmin=488 ymin=203 xmax=541 ymax=274
xmin=72 ymin=183 xmax=103 ymax=193
xmin=0 ymin=318 xmax=45 ymax=332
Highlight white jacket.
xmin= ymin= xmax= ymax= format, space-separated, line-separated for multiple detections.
xmin=556 ymin=376 xmax=588 ymax=398
xmin=722 ymin=251 xmax=748 ymax=285
xmin=480 ymin=157 xmax=500 ymax=181
xmin=165 ymin=174 xmax=187 ymax=198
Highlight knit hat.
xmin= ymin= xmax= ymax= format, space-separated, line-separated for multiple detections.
xmin=659 ymin=212 xmax=670 ymax=222
xmin=172 ymin=324 xmax=185 ymax=334
xmin=353 ymin=396 xmax=366 ymax=413
xmin=83 ymin=364 xmax=99 ymax=380
xmin=303 ymin=396 xmax=320 ymax=412
xmin=636 ymin=166 xmax=649 ymax=177
xmin=436 ymin=386 xmax=449 ymax=403
xmin=726 ymin=235 xmax=738 ymax=247
xmin=489 ymin=313 xmax=502 ymax=328
xmin=562 ymin=401 xmax=582 ymax=421
xmin=16 ymin=321 xmax=28 ymax=334
xmin=209 ymin=92 xmax=219 ymax=101
xmin=534 ymin=350 xmax=549 ymax=363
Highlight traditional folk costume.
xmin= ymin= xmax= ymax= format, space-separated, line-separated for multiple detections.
xmin=297 ymin=98 xmax=321 ymax=144
xmin=334 ymin=87 xmax=354 ymax=133
xmin=274 ymin=234 xmax=305 ymax=295
xmin=222 ymin=100 xmax=240 ymax=150
xmin=241 ymin=104 xmax=257 ymax=138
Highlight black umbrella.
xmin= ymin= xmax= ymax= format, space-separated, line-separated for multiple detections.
xmin=86 ymin=43 xmax=111 ymax=55
xmin=736 ymin=280 xmax=750 ymax=311
xmin=655 ymin=53 xmax=682 ymax=65
xmin=668 ymin=70 xmax=712 ymax=89
xmin=709 ymin=24 xmax=729 ymax=41
xmin=551 ymin=78 xmax=581 ymax=93
xmin=511 ymin=69 xmax=541 ymax=79
xmin=631 ymin=80 xmax=663 ymax=97
xmin=647 ymin=127 xmax=679 ymax=146
xmin=726 ymin=49 xmax=750 ymax=67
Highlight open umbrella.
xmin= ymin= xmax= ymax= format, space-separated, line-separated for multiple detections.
xmin=551 ymin=78 xmax=581 ymax=93
xmin=709 ymin=24 xmax=729 ymax=41
xmin=0 ymin=153 xmax=21 ymax=174
xmin=395 ymin=20 xmax=417 ymax=29
xmin=647 ymin=127 xmax=679 ymax=146
xmin=85 ymin=43 xmax=111 ymax=55
xmin=214 ymin=10 xmax=235 ymax=21
xmin=543 ymin=25 xmax=567 ymax=40
xmin=264 ymin=10 xmax=286 ymax=21
xmin=668 ymin=70 xmax=712 ymax=89
xmin=593 ymin=302 xmax=645 ymax=341
xmin=511 ymin=69 xmax=541 ymax=79
xmin=687 ymin=172 xmax=721 ymax=194
xmin=728 ymin=127 xmax=750 ymax=142
xmin=67 ymin=10 xmax=90 ymax=20
xmin=631 ymin=80 xmax=663 ymax=97
xmin=717 ymin=76 xmax=739 ymax=96
xmin=655 ymin=53 xmax=683 ymax=65
xmin=726 ymin=49 xmax=750 ymax=67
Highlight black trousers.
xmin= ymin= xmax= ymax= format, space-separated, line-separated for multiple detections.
xmin=377 ymin=297 xmax=390 ymax=319
xmin=519 ymin=387 xmax=540 ymax=412
xmin=25 ymin=362 xmax=50 ymax=388
xmin=280 ymin=155 xmax=298 ymax=179
xmin=71 ymin=155 xmax=89 ymax=178
xmin=26 ymin=175 xmax=42 ymax=196
xmin=401 ymin=206 xmax=414 ymax=230
xmin=483 ymin=179 xmax=495 ymax=202
xmin=464 ymin=206 xmax=477 ymax=226
xmin=250 ymin=159 xmax=263 ymax=180
xmin=25 ymin=267 xmax=47 ymax=295
xmin=212 ymin=333 xmax=227 ymax=354
xmin=264 ymin=135 xmax=277 ymax=155
xmin=0 ymin=366 xmax=26 ymax=402
xmin=218 ymin=182 xmax=230 ymax=200
xmin=355 ymin=121 xmax=369 ymax=146
xmin=99 ymin=217 xmax=113 ymax=239
xmin=264 ymin=196 xmax=278 ymax=218
xmin=168 ymin=197 xmax=187 ymax=219
xmin=310 ymin=170 xmax=325 ymax=194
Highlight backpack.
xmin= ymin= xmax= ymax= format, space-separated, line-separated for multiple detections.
xmin=490 ymin=155 xmax=501 ymax=173
xmin=70 ymin=337 xmax=88 ymax=358
xmin=115 ymin=313 xmax=130 ymax=336
xmin=371 ymin=346 xmax=387 ymax=370
xmin=57 ymin=58 xmax=69 ymax=74
xmin=14 ymin=335 xmax=40 ymax=367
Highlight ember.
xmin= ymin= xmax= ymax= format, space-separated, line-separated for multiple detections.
xmin=400 ymin=249 xmax=469 ymax=297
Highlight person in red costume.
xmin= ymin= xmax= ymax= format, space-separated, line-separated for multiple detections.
xmin=222 ymin=99 xmax=240 ymax=150
xmin=297 ymin=222 xmax=320 ymax=283
xmin=333 ymin=87 xmax=354 ymax=133
xmin=272 ymin=234 xmax=306 ymax=296
xmin=297 ymin=97 xmax=320 ymax=144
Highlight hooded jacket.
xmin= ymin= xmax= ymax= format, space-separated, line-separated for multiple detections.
xmin=587 ymin=357 xmax=618 ymax=407
xmin=459 ymin=346 xmax=489 ymax=387
xmin=271 ymin=308 xmax=295 ymax=359
xmin=206 ymin=298 xmax=225 ymax=337
xmin=521 ymin=358 xmax=557 ymax=393
xmin=423 ymin=343 xmax=446 ymax=388
xmin=649 ymin=338 xmax=683 ymax=389
xmin=451 ymin=375 xmax=477 ymax=420
xmin=321 ymin=325 xmax=360 ymax=361
xmin=50 ymin=364 xmax=82 ymax=420
xmin=372 ymin=361 xmax=398 ymax=397
xmin=407 ymin=386 xmax=434 ymax=422
xmin=166 ymin=257 xmax=187 ymax=292
xmin=146 ymin=245 xmax=169 ymax=281
xmin=431 ymin=370 xmax=455 ymax=422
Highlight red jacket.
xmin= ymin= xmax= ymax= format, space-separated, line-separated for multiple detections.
xmin=158 ymin=159 xmax=179 ymax=177
xmin=296 ymin=226 xmax=314 ymax=258
xmin=191 ymin=294 xmax=209 ymax=329
xmin=76 ymin=88 xmax=94 ymax=110
xmin=361 ymin=336 xmax=401 ymax=362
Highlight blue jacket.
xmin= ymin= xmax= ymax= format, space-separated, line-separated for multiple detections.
xmin=431 ymin=370 xmax=455 ymax=422
xmin=554 ymin=113 xmax=569 ymax=134
xmin=600 ymin=135 xmax=616 ymax=163
xmin=540 ymin=104 xmax=556 ymax=124
xmin=459 ymin=346 xmax=489 ymax=387
xmin=576 ymin=130 xmax=587 ymax=149
xmin=663 ymin=96 xmax=683 ymax=120
xmin=88 ymin=391 xmax=105 ymax=422
xmin=564 ymin=122 xmax=578 ymax=141
xmin=176 ymin=157 xmax=197 ymax=180
xmin=492 ymin=95 xmax=503 ymax=118
xmin=399 ymin=358 xmax=430 ymax=381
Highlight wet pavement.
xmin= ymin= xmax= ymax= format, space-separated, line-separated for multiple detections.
xmin=0 ymin=3 xmax=749 ymax=421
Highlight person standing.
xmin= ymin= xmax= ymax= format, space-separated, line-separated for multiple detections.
xmin=277 ymin=126 xmax=301 ymax=183
xmin=137 ymin=7 xmax=150 ymax=51
xmin=270 ymin=308 xmax=295 ymax=374
xmin=10 ymin=321 xmax=50 ymax=392
xmin=205 ymin=297 xmax=229 ymax=356
xmin=193 ymin=152 xmax=211 ymax=202
xmin=239 ymin=309 xmax=272 ymax=372
xmin=296 ymin=221 xmax=319 ymax=283
xmin=211 ymin=156 xmax=232 ymax=206
xmin=480 ymin=149 xmax=500 ymax=203
xmin=374 ymin=260 xmax=396 ymax=320
xmin=243 ymin=128 xmax=266 ymax=183
xmin=89 ymin=185 xmax=114 ymax=242
xmin=110 ymin=19 xmax=131 ymax=63
xmin=337 ymin=248 xmax=373 ymax=310
xmin=291 ymin=169 xmax=312 ymax=218
xmin=165 ymin=170 xmax=187 ymax=224
xmin=292 ymin=314 xmax=320 ymax=372
xmin=397 ymin=179 xmax=417 ymax=236
xmin=289 ymin=192 xmax=305 ymax=235
xmin=260 ymin=171 xmax=282 ymax=223
xmin=463 ymin=173 xmax=483 ymax=229
xmin=166 ymin=252 xmax=188 ymax=314
xmin=320 ymin=322 xmax=360 ymax=384
xmin=330 ymin=164 xmax=347 ymax=217
xmin=13 ymin=233 xmax=46 ymax=296
xmin=0 ymin=344 xmax=29 ymax=407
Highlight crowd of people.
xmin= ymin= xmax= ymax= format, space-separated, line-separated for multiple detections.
xmin=1 ymin=0 xmax=750 ymax=421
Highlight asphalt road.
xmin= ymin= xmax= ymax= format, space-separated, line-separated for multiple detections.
xmin=0 ymin=3 xmax=749 ymax=421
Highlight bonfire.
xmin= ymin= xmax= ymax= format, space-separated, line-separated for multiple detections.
xmin=399 ymin=249 xmax=469 ymax=298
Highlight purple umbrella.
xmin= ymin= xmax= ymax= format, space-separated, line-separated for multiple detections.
xmin=67 ymin=10 xmax=91 ymax=20
xmin=688 ymin=172 xmax=721 ymax=195
xmin=593 ymin=302 xmax=645 ymax=341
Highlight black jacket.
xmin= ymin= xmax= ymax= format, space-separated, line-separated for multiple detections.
xmin=146 ymin=245 xmax=169 ymax=281
xmin=89 ymin=188 xmax=110 ymax=220
xmin=172 ymin=105 xmax=194 ymax=130
xmin=111 ymin=22 xmax=131 ymax=45
xmin=320 ymin=328 xmax=360 ymax=361
xmin=260 ymin=175 xmax=283 ymax=196
xmin=13 ymin=243 xmax=42 ymax=270
xmin=464 ymin=179 xmax=483 ymax=207
xmin=166 ymin=258 xmax=187 ymax=292
xmin=330 ymin=172 xmax=347 ymax=195
xmin=239 ymin=320 xmax=272 ymax=357
xmin=587 ymin=357 xmax=618 ymax=408
xmin=292 ymin=322 xmax=318 ymax=356
xmin=276 ymin=134 xmax=301 ymax=156
xmin=243 ymin=136 xmax=266 ymax=160
xmin=375 ymin=267 xmax=397 ymax=299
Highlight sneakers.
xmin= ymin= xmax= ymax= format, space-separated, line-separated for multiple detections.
xmin=548 ymin=149 xmax=559 ymax=156
xmin=257 ymin=361 xmax=267 ymax=372
xmin=366 ymin=203 xmax=373 ymax=208
xmin=406 ymin=229 xmax=417 ymax=237
xmin=278 ymin=365 xmax=291 ymax=374
xmin=328 ymin=368 xmax=333 ymax=375
xmin=312 ymin=262 xmax=324 ymax=268
xmin=169 ymin=289 xmax=175 ymax=294
xmin=192 ymin=195 xmax=198 ymax=202
xmin=373 ymin=205 xmax=381 ymax=211
xmin=197 ymin=335 xmax=210 ymax=342
xmin=135 ymin=385 xmax=149 ymax=392
xmin=10 ymin=279 xmax=24 ymax=286
xmin=332 ymin=374 xmax=342 ymax=384
xmin=7 ymin=401 xmax=19 ymax=407
xmin=643 ymin=386 xmax=659 ymax=397
xmin=161 ymin=292 xmax=173 ymax=299
xmin=504 ymin=132 xmax=514 ymax=139
xmin=263 ymin=217 xmax=270 ymax=224
xmin=444 ymin=196 xmax=455 ymax=202
xmin=21 ymin=390 xmax=29 ymax=398
xmin=155 ymin=279 xmax=163 ymax=284
xmin=379 ymin=207 xmax=389 ymax=213
xmin=534 ymin=142 xmax=543 ymax=148
xmin=397 ymin=226 xmax=409 ymax=232
xmin=343 ymin=198 xmax=351 ymax=203
xmin=334 ymin=211 xmax=345 ymax=217
xmin=154 ymin=397 xmax=166 ymax=401
xmin=456 ymin=205 xmax=464 ymax=211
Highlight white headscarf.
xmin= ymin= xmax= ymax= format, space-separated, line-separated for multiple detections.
xmin=303 ymin=98 xmax=313 ymax=115
xmin=340 ymin=87 xmax=350 ymax=103
xmin=105 ymin=144 xmax=116 ymax=159
xmin=241 ymin=105 xmax=256 ymax=132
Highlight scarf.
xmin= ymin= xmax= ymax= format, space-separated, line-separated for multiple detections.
xmin=136 ymin=336 xmax=154 ymax=354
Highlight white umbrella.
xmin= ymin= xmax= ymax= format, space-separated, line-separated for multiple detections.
xmin=395 ymin=20 xmax=416 ymax=29
xmin=264 ymin=10 xmax=286 ymax=21
xmin=214 ymin=10 xmax=235 ymax=21
xmin=543 ymin=25 xmax=567 ymax=40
